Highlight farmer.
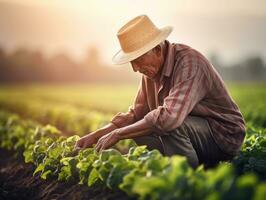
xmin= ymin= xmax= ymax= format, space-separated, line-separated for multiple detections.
xmin=75 ymin=15 xmax=246 ymax=169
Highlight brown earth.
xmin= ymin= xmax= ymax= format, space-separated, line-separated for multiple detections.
xmin=0 ymin=149 xmax=136 ymax=200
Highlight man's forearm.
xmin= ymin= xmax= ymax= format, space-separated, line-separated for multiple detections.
xmin=116 ymin=118 xmax=153 ymax=139
xmin=94 ymin=122 xmax=118 ymax=139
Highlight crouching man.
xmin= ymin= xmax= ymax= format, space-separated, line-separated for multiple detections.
xmin=75 ymin=15 xmax=246 ymax=169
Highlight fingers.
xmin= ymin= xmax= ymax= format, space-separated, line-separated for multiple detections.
xmin=75 ymin=135 xmax=88 ymax=148
xmin=75 ymin=134 xmax=97 ymax=149
xmin=95 ymin=136 xmax=113 ymax=152
xmin=76 ymin=133 xmax=117 ymax=152
xmin=95 ymin=132 xmax=120 ymax=152
xmin=75 ymin=138 xmax=84 ymax=148
xmin=83 ymin=139 xmax=94 ymax=148
xmin=72 ymin=146 xmax=82 ymax=155
xmin=95 ymin=138 xmax=103 ymax=152
xmin=95 ymin=137 xmax=109 ymax=152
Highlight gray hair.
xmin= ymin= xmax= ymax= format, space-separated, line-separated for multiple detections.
xmin=136 ymin=41 xmax=165 ymax=59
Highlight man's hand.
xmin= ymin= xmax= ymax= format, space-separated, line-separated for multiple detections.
xmin=75 ymin=132 xmax=99 ymax=149
xmin=95 ymin=129 xmax=121 ymax=152
xmin=75 ymin=119 xmax=151 ymax=152
xmin=75 ymin=123 xmax=118 ymax=150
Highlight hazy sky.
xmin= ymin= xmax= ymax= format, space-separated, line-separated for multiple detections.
xmin=0 ymin=0 xmax=266 ymax=66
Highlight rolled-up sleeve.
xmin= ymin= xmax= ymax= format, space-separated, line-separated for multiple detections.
xmin=110 ymin=76 xmax=150 ymax=128
xmin=144 ymin=54 xmax=209 ymax=135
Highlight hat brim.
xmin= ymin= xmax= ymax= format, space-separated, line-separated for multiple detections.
xmin=112 ymin=26 xmax=173 ymax=65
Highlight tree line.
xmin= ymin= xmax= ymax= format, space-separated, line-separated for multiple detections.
xmin=0 ymin=47 xmax=137 ymax=84
xmin=0 ymin=47 xmax=265 ymax=84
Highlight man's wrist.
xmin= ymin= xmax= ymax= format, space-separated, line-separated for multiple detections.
xmin=114 ymin=128 xmax=123 ymax=140
xmin=113 ymin=119 xmax=152 ymax=140
xmin=93 ymin=122 xmax=118 ymax=139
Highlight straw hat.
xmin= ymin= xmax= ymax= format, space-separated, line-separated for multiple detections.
xmin=112 ymin=15 xmax=173 ymax=65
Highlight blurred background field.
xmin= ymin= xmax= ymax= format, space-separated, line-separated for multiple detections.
xmin=0 ymin=83 xmax=265 ymax=135
xmin=0 ymin=83 xmax=265 ymax=113
xmin=0 ymin=84 xmax=138 ymax=113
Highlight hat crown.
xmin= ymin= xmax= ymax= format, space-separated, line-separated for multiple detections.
xmin=117 ymin=15 xmax=160 ymax=53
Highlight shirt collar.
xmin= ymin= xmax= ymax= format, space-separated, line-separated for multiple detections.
xmin=159 ymin=40 xmax=177 ymax=83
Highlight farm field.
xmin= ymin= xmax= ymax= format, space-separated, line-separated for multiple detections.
xmin=0 ymin=83 xmax=266 ymax=200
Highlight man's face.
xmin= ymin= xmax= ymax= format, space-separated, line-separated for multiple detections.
xmin=130 ymin=45 xmax=164 ymax=80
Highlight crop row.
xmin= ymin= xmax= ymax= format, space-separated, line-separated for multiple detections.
xmin=0 ymin=110 xmax=266 ymax=200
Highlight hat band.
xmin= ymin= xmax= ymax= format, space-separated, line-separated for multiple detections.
xmin=121 ymin=30 xmax=160 ymax=53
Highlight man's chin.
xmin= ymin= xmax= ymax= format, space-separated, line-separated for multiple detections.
xmin=145 ymin=74 xmax=157 ymax=81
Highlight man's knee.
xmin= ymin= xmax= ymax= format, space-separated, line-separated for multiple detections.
xmin=164 ymin=145 xmax=199 ymax=169
xmin=133 ymin=135 xmax=164 ymax=155
xmin=186 ymin=153 xmax=199 ymax=169
xmin=133 ymin=134 xmax=199 ymax=169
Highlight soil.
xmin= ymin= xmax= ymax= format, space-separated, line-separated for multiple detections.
xmin=0 ymin=149 xmax=136 ymax=200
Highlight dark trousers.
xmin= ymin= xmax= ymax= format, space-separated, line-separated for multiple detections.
xmin=133 ymin=116 xmax=235 ymax=169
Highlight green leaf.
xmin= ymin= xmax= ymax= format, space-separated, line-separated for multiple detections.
xmin=33 ymin=163 xmax=44 ymax=175
xmin=107 ymin=166 xmax=132 ymax=189
xmin=128 ymin=145 xmax=148 ymax=160
xmin=253 ymin=182 xmax=266 ymax=200
xmin=236 ymin=173 xmax=258 ymax=188
xmin=41 ymin=170 xmax=52 ymax=179
xmin=42 ymin=125 xmax=61 ymax=136
xmin=58 ymin=166 xmax=71 ymax=181
xmin=99 ymin=149 xmax=121 ymax=162
xmin=23 ymin=147 xmax=34 ymax=163
xmin=88 ymin=168 xmax=100 ymax=186
xmin=60 ymin=157 xmax=75 ymax=165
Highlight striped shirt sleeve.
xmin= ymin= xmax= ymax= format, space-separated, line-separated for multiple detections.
xmin=144 ymin=53 xmax=209 ymax=135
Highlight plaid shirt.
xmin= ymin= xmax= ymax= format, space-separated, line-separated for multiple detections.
xmin=111 ymin=40 xmax=246 ymax=155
